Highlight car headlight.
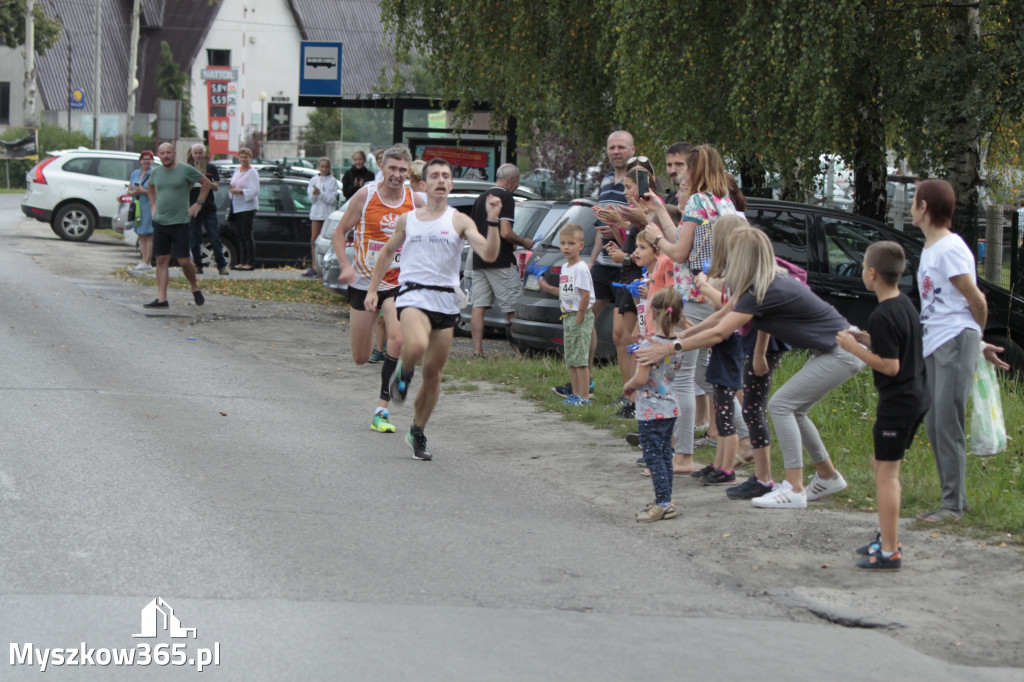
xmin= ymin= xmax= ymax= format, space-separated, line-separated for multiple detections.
xmin=323 ymin=249 xmax=337 ymax=265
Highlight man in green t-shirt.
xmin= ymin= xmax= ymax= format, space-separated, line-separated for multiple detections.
xmin=144 ymin=142 xmax=214 ymax=308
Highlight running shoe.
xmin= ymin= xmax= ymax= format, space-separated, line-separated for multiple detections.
xmin=805 ymin=471 xmax=848 ymax=501
xmin=856 ymin=548 xmax=902 ymax=570
xmin=560 ymin=394 xmax=591 ymax=406
xmin=389 ymin=361 xmax=413 ymax=405
xmin=690 ymin=464 xmax=716 ymax=480
xmin=301 ymin=267 xmax=318 ymax=278
xmin=370 ymin=410 xmax=396 ymax=433
xmin=750 ymin=480 xmax=807 ymax=509
xmin=552 ymin=382 xmax=573 ymax=397
xmin=635 ymin=503 xmax=677 ymax=523
xmin=625 ymin=432 xmax=640 ymax=447
xmin=856 ymin=532 xmax=902 ymax=556
xmin=552 ymin=380 xmax=595 ymax=398
xmin=367 ymin=348 xmax=387 ymax=364
xmin=726 ymin=476 xmax=775 ymax=500
xmin=408 ymin=428 xmax=432 ymax=461
xmin=915 ymin=508 xmax=963 ymax=522
xmin=700 ymin=468 xmax=736 ymax=486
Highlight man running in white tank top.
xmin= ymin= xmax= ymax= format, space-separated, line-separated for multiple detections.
xmin=365 ymin=158 xmax=502 ymax=461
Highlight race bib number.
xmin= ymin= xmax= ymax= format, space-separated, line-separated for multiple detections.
xmin=637 ymin=300 xmax=648 ymax=338
xmin=559 ymin=274 xmax=574 ymax=298
xmin=366 ymin=240 xmax=401 ymax=271
xmin=559 ymin=273 xmax=576 ymax=311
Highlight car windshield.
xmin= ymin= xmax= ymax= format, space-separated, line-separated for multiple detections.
xmin=540 ymin=204 xmax=597 ymax=246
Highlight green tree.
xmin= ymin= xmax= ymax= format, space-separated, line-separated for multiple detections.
xmin=893 ymin=2 xmax=1024 ymax=239
xmin=0 ymin=0 xmax=63 ymax=55
xmin=153 ymin=41 xmax=197 ymax=138
xmin=381 ymin=0 xmax=1024 ymax=223
xmin=380 ymin=1 xmax=613 ymax=170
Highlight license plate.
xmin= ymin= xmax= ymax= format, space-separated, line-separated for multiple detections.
xmin=525 ymin=274 xmax=540 ymax=291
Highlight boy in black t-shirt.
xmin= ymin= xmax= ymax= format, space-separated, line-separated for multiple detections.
xmin=836 ymin=241 xmax=928 ymax=571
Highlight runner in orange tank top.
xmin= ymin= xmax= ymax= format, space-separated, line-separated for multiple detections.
xmin=352 ymin=182 xmax=415 ymax=289
xmin=330 ymin=144 xmax=424 ymax=434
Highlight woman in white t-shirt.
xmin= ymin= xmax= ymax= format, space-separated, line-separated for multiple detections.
xmin=912 ymin=179 xmax=1008 ymax=522
xmin=303 ymin=157 xmax=339 ymax=277
xmin=228 ymin=148 xmax=260 ymax=270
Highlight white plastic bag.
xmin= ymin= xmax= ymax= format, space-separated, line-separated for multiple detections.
xmin=970 ymin=347 xmax=1007 ymax=456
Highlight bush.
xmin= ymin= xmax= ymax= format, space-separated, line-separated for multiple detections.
xmin=2 ymin=124 xmax=91 ymax=189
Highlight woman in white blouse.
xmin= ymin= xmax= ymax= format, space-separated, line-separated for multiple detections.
xmin=228 ymin=147 xmax=260 ymax=270
xmin=304 ymin=157 xmax=339 ymax=277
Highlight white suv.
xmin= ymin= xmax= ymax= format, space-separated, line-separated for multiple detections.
xmin=21 ymin=148 xmax=140 ymax=241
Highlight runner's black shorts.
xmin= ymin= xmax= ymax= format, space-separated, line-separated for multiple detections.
xmin=347 ymin=285 xmax=399 ymax=312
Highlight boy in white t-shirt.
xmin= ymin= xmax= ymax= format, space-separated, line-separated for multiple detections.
xmin=539 ymin=223 xmax=594 ymax=405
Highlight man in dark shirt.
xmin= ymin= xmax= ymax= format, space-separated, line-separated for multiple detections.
xmin=186 ymin=143 xmax=228 ymax=275
xmin=469 ymin=163 xmax=535 ymax=356
xmin=342 ymin=150 xmax=376 ymax=200
xmin=664 ymin=141 xmax=693 ymax=206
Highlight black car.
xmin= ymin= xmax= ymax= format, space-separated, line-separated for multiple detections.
xmin=199 ymin=167 xmax=340 ymax=268
xmin=510 ymin=197 xmax=1024 ymax=371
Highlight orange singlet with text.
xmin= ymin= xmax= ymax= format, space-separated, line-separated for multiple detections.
xmin=352 ymin=183 xmax=415 ymax=290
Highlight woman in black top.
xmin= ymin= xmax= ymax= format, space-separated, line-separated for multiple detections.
xmin=342 ymin=150 xmax=376 ymax=200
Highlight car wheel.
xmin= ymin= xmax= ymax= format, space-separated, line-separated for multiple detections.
xmin=984 ymin=334 xmax=1024 ymax=374
xmin=202 ymin=237 xmax=237 ymax=268
xmin=52 ymin=203 xmax=96 ymax=242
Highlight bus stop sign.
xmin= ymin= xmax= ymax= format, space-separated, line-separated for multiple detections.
xmin=299 ymin=42 xmax=343 ymax=107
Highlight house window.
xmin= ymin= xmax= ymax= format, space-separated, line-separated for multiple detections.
xmin=206 ymin=50 xmax=230 ymax=67
xmin=0 ymin=82 xmax=10 ymax=124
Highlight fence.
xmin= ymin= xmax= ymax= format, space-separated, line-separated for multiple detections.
xmin=990 ymin=208 xmax=1023 ymax=294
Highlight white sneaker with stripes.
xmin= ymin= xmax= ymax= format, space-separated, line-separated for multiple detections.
xmin=805 ymin=472 xmax=848 ymax=501
xmin=751 ymin=480 xmax=807 ymax=509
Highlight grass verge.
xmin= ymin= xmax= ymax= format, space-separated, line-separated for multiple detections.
xmin=114 ymin=267 xmax=348 ymax=307
xmin=445 ymin=351 xmax=1024 ymax=538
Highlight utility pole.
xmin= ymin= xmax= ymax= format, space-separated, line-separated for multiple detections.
xmin=126 ymin=0 xmax=141 ymax=151
xmin=67 ymin=38 xmax=71 ymax=130
xmin=92 ymin=0 xmax=102 ymax=148
xmin=23 ymin=0 xmax=37 ymax=126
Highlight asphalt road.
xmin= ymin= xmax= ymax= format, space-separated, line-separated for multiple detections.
xmin=0 ymin=194 xmax=1018 ymax=681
